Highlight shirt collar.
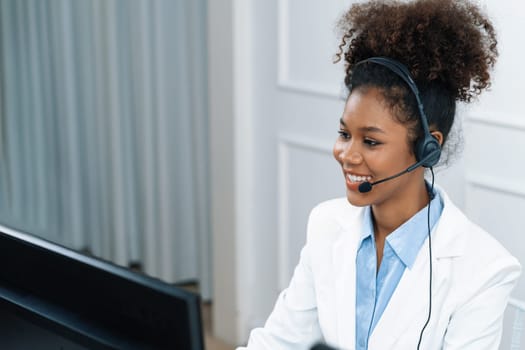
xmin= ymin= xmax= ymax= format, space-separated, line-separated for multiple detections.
xmin=359 ymin=186 xmax=444 ymax=269
xmin=359 ymin=206 xmax=375 ymax=243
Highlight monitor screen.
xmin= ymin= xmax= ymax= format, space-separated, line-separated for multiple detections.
xmin=0 ymin=224 xmax=204 ymax=350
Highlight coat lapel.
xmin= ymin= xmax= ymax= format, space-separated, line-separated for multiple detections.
xmin=368 ymin=235 xmax=436 ymax=348
xmin=332 ymin=210 xmax=363 ymax=349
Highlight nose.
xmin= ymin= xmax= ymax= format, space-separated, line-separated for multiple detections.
xmin=334 ymin=140 xmax=363 ymax=165
xmin=344 ymin=150 xmax=363 ymax=164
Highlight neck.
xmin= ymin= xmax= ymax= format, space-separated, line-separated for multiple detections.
xmin=371 ymin=180 xmax=431 ymax=239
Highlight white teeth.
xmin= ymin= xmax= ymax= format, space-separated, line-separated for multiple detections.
xmin=347 ymin=174 xmax=372 ymax=183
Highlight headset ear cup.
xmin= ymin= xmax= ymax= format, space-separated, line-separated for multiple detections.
xmin=416 ymin=136 xmax=441 ymax=168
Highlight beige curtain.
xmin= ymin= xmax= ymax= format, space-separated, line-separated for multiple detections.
xmin=0 ymin=0 xmax=211 ymax=299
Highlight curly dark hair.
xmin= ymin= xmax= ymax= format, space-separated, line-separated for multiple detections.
xmin=334 ymin=0 xmax=497 ymax=162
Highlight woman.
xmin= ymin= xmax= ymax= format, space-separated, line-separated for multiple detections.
xmin=238 ymin=0 xmax=521 ymax=349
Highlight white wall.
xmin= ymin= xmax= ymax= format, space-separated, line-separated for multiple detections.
xmin=463 ymin=2 xmax=525 ymax=347
xmin=463 ymin=0 xmax=525 ymax=301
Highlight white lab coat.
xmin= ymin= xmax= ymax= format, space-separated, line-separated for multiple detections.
xmin=238 ymin=187 xmax=521 ymax=350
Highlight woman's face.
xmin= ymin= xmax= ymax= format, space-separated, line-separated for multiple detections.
xmin=333 ymin=88 xmax=423 ymax=208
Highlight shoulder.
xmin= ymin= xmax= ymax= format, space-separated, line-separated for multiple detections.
xmin=436 ymin=187 xmax=521 ymax=294
xmin=439 ymin=188 xmax=518 ymax=262
xmin=434 ymin=191 xmax=521 ymax=348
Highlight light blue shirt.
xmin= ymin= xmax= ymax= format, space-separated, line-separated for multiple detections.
xmin=355 ymin=187 xmax=443 ymax=350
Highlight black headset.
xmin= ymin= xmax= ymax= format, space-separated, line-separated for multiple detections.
xmin=353 ymin=57 xmax=441 ymax=167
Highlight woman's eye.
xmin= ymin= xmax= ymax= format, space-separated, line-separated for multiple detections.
xmin=337 ymin=130 xmax=350 ymax=139
xmin=364 ymin=138 xmax=380 ymax=146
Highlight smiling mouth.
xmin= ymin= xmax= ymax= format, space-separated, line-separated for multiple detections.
xmin=347 ymin=174 xmax=372 ymax=183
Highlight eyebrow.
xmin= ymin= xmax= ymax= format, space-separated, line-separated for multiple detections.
xmin=339 ymin=118 xmax=385 ymax=134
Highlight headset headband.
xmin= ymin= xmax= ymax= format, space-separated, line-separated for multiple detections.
xmin=353 ymin=57 xmax=432 ymax=137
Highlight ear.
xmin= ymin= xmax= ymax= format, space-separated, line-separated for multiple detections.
xmin=430 ymin=130 xmax=444 ymax=146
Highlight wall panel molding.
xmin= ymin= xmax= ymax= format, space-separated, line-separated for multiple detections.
xmin=466 ymin=174 xmax=525 ymax=198
xmin=276 ymin=0 xmax=343 ymax=100
xmin=465 ymin=109 xmax=525 ymax=197
xmin=277 ymin=135 xmax=333 ymax=289
xmin=466 ymin=110 xmax=525 ymax=131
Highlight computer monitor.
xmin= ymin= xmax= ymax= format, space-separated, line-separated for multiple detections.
xmin=0 ymin=224 xmax=204 ymax=349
